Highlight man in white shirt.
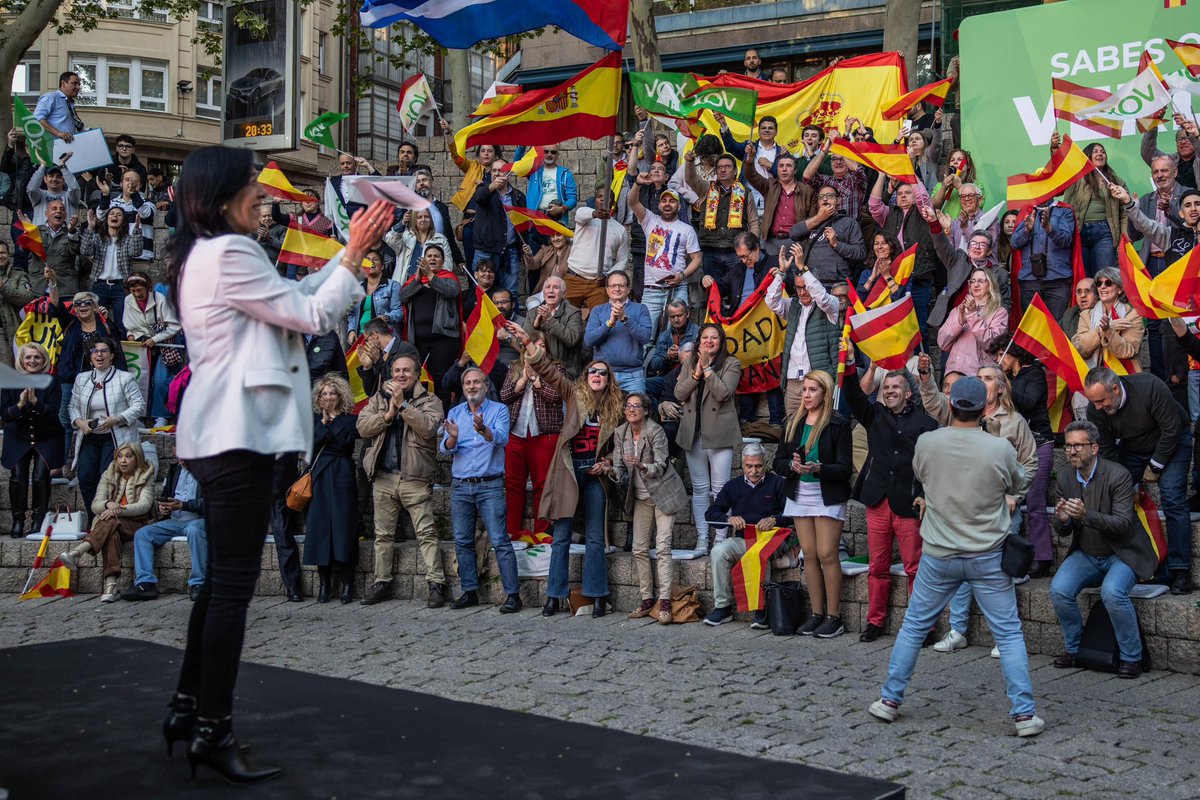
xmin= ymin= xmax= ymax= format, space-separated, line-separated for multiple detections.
xmin=564 ymin=181 xmax=630 ymax=320
xmin=628 ymin=178 xmax=701 ymax=338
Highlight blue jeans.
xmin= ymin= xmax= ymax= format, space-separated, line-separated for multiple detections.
xmin=1118 ymin=428 xmax=1192 ymax=573
xmin=451 ymin=477 xmax=519 ymax=595
xmin=948 ymin=509 xmax=1023 ymax=632
xmin=613 ymin=368 xmax=646 ymax=394
xmin=909 ymin=280 xmax=932 ymax=344
xmin=133 ymin=517 xmax=207 ymax=586
xmin=1050 ymin=550 xmax=1141 ymax=661
xmin=91 ymin=280 xmax=126 ymax=334
xmin=548 ymin=462 xmax=610 ymax=599
xmin=882 ymin=550 xmax=1036 ymax=717
xmin=642 ymin=284 xmax=688 ymax=341
xmin=151 ymin=356 xmax=175 ymax=420
xmin=1079 ymin=221 xmax=1116 ymax=277
xmin=701 ymin=249 xmax=740 ymax=285
xmin=472 ymin=246 xmax=521 ymax=300
xmin=1188 ymin=369 xmax=1199 ymax=424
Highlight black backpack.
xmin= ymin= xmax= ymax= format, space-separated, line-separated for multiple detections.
xmin=1074 ymin=598 xmax=1151 ymax=673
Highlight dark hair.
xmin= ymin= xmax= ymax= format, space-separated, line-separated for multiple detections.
xmin=474 ymin=143 xmax=503 ymax=157
xmin=775 ymin=153 xmax=797 ymax=169
xmin=715 ymin=153 xmax=738 ymax=170
xmin=950 ymin=405 xmax=983 ymax=424
xmin=100 ymin=206 xmax=130 ymax=242
xmin=1064 ymin=420 xmax=1100 ymax=443
xmin=473 ymin=258 xmax=495 ymax=273
xmin=872 ymin=230 xmax=902 ymax=259
xmin=424 ymin=242 xmax=446 ymax=261
xmin=969 ymin=229 xmax=994 ymax=248
xmin=1181 ymin=188 xmax=1200 ymax=204
xmin=696 ymin=321 xmax=730 ymax=371
xmin=44 ymin=166 xmax=62 ymax=178
xmin=363 ymin=317 xmax=391 ymax=337
xmin=758 ymin=115 xmax=778 ymax=128
xmin=147 ymin=167 xmax=164 ymax=178
xmin=116 ymin=134 xmax=136 ymax=147
xmin=802 ymin=125 xmax=824 ymax=140
xmin=58 ymin=71 xmax=78 ymax=87
xmin=166 ymin=146 xmax=257 ymax=305
xmin=397 ymin=140 xmax=419 ymax=158
xmin=606 ymin=271 xmax=630 ymax=288
xmin=490 ymin=287 xmax=513 ymax=303
xmin=733 ymin=231 xmax=761 ymax=251
xmin=89 ymin=337 xmax=118 ymax=362
xmin=692 ymin=134 xmax=723 ymax=159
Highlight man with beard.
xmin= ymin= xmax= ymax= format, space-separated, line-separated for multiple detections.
xmin=440 ymin=366 xmax=522 ymax=612
xmin=843 ymin=366 xmax=938 ymax=642
xmin=628 ymin=179 xmax=700 ymax=338
xmin=744 ymin=151 xmax=815 ymax=259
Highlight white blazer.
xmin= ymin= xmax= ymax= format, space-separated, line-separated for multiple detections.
xmin=175 ymin=235 xmax=364 ymax=460
xmin=68 ymin=367 xmax=145 ymax=465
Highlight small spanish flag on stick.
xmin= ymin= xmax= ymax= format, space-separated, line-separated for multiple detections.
xmin=503 ymin=205 xmax=574 ymax=238
xmin=848 ymin=295 xmax=921 ymax=370
xmin=1134 ymin=490 xmax=1167 ymax=567
xmin=257 ymin=161 xmax=312 ymax=204
xmin=829 ymin=138 xmax=918 ymax=185
xmin=881 ymin=77 xmax=954 ymax=121
xmin=863 ymin=243 xmax=917 ymax=308
xmin=731 ymin=526 xmax=798 ymax=612
xmin=1006 ymin=135 xmax=1094 ymax=213
xmin=11 ymin=216 xmax=45 ymax=259
xmin=277 ymin=226 xmax=370 ymax=272
xmin=19 ymin=531 xmax=74 ymax=600
xmin=502 ymin=146 xmax=546 ymax=179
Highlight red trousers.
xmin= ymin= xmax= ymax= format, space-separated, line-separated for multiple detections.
xmin=504 ymin=433 xmax=557 ymax=538
xmin=865 ymin=499 xmax=923 ymax=628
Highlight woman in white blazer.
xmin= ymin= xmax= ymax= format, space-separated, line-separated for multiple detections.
xmin=68 ymin=336 xmax=145 ymax=521
xmin=161 ymin=146 xmax=392 ymax=785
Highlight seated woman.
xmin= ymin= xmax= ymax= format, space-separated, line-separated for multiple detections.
xmin=2 ymin=343 xmax=64 ymax=537
xmin=1073 ymin=266 xmax=1142 ymax=373
xmin=68 ymin=337 xmax=145 ymax=520
xmin=387 ymin=207 xmax=455 ymax=281
xmin=936 ymin=268 xmax=1008 ymax=379
xmin=303 ymin=375 xmax=360 ymax=604
xmin=398 ymin=243 xmax=461 ymax=411
xmin=59 ymin=442 xmax=156 ymax=602
xmin=123 ymin=273 xmax=183 ymax=426
xmin=346 ymin=249 xmax=402 ymax=345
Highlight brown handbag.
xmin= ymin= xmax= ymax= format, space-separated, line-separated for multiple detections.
xmin=669 ymin=585 xmax=703 ymax=624
xmin=285 ymin=445 xmax=326 ymax=512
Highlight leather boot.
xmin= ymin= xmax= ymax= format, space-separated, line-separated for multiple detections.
xmin=317 ymin=567 xmax=331 ymax=603
xmin=188 ymin=715 xmax=281 ymax=784
xmin=162 ymin=692 xmax=195 ymax=757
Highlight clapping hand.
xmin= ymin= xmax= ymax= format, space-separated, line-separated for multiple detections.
xmin=443 ymin=418 xmax=459 ymax=441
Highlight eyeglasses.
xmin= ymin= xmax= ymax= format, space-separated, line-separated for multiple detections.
xmin=818 ymin=195 xmax=838 ymax=202
xmin=967 ymin=278 xmax=988 ymax=285
xmin=736 ymin=250 xmax=758 ymax=263
xmin=967 ymin=241 xmax=987 ymax=249
xmin=960 ymin=193 xmax=980 ymax=199
xmin=1063 ymin=443 xmax=1094 ymax=451
xmin=624 ymin=403 xmax=643 ymax=410
xmin=89 ymin=347 xmax=110 ymax=355
xmin=116 ymin=144 xmax=133 ymax=149
xmin=1095 ymin=278 xmax=1116 ymax=287
xmin=587 ymin=367 xmax=609 ymax=377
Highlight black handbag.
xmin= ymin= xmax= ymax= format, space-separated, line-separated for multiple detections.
xmin=763 ymin=581 xmax=805 ymax=636
xmin=1000 ymin=533 xmax=1034 ymax=579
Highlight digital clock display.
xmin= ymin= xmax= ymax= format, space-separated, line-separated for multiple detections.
xmin=239 ymin=121 xmax=274 ymax=138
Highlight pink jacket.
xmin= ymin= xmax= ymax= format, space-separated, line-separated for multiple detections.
xmin=936 ymin=304 xmax=1008 ymax=378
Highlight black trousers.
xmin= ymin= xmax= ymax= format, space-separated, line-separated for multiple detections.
xmin=269 ymin=454 xmax=303 ymax=594
xmin=8 ymin=449 xmax=51 ymax=525
xmin=177 ymin=450 xmax=274 ymax=718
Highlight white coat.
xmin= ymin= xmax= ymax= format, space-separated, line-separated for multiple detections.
xmin=175 ymin=235 xmax=364 ymax=460
xmin=123 ymin=290 xmax=182 ymax=344
xmin=68 ymin=366 xmax=145 ymax=466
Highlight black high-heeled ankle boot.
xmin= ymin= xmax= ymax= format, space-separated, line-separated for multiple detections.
xmin=162 ymin=692 xmax=195 ymax=757
xmin=317 ymin=568 xmax=331 ymax=603
xmin=188 ymin=715 xmax=281 ymax=785
xmin=339 ymin=577 xmax=353 ymax=604
xmin=542 ymin=597 xmax=560 ymax=617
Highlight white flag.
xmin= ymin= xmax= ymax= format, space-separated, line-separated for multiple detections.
xmin=343 ymin=176 xmax=431 ymax=211
xmin=972 ymin=200 xmax=1006 ymax=234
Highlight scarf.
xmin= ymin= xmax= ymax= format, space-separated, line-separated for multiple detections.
xmin=1085 ymin=300 xmax=1131 ymax=367
xmin=704 ymin=182 xmax=745 ymax=231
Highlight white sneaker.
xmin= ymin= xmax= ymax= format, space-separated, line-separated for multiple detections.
xmin=990 ymin=646 xmax=1000 ymax=658
xmin=869 ymin=698 xmax=899 ymax=722
xmin=154 ymin=417 xmax=168 ymax=428
xmin=693 ymin=537 xmax=709 ymax=556
xmin=932 ymin=630 xmax=968 ymax=652
xmin=100 ymin=578 xmax=120 ymax=603
xmin=1014 ymin=714 xmax=1045 ymax=738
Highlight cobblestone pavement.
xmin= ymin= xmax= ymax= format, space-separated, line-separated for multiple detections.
xmin=3 ymin=593 xmax=1198 ymax=800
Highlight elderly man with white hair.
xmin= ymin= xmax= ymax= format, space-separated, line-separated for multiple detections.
xmin=701 ymin=443 xmax=792 ymax=629
xmin=524 ymin=274 xmax=584 ymax=378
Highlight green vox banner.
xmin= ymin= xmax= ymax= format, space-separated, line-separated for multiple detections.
xmin=960 ymin=0 xmax=1200 ymax=205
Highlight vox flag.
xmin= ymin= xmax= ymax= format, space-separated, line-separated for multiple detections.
xmin=398 ymin=73 xmax=439 ymax=134
xmin=303 ymin=111 xmax=349 ymax=149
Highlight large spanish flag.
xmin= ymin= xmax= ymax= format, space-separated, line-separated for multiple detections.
xmin=463 ymin=285 xmax=504 ymax=373
xmin=863 ymin=243 xmax=917 ymax=307
xmin=848 ymin=295 xmax=921 ymax=369
xmin=258 ymin=161 xmax=311 ymax=204
xmin=829 ymin=138 xmax=918 ymax=185
xmin=454 ymin=53 xmax=621 ymax=152
xmin=731 ymin=526 xmax=798 ymax=612
xmin=696 ymin=52 xmax=908 ymax=153
xmin=1011 ymin=293 xmax=1090 ymax=395
xmin=881 ymin=77 xmax=953 ymax=121
xmin=705 ymin=276 xmax=786 ymax=393
xmin=1117 ymin=236 xmax=1196 ymax=319
xmin=277 ymin=226 xmax=369 ymax=272
xmin=1051 ymin=78 xmax=1123 ymax=139
xmin=503 ymin=204 xmax=574 ymax=238
xmin=1007 ymin=136 xmax=1095 ymax=212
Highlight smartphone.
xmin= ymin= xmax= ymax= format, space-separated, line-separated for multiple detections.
xmin=900 ymin=120 xmax=914 ymax=138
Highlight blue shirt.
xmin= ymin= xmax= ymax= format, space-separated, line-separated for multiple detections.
xmin=1075 ymin=459 xmax=1098 ymax=488
xmin=582 ymin=301 xmax=653 ymax=372
xmin=33 ymin=90 xmax=75 ymax=135
xmin=439 ymin=398 xmax=510 ymax=478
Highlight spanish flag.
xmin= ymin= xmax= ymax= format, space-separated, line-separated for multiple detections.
xmin=1135 ymin=489 xmax=1167 ymax=567
xmin=344 ymin=341 xmax=369 ymax=412
xmin=454 ymin=52 xmax=621 ymax=152
xmin=277 ymin=225 xmax=369 ymax=271
xmin=1012 ymin=293 xmax=1090 ymax=394
xmin=881 ymin=77 xmax=953 ymax=121
xmin=1047 ymin=374 xmax=1073 ymax=434
xmin=829 ymin=138 xmax=918 ymax=185
xmin=731 ymin=526 xmax=798 ymax=612
xmin=11 ymin=217 xmax=45 ymax=259
xmin=1007 ymin=136 xmax=1095 ymax=212
xmin=257 ymin=161 xmax=311 ymax=204
xmin=472 ymin=80 xmax=522 ymax=117
xmin=503 ymin=205 xmax=573 ymax=238
xmin=1117 ymin=236 xmax=1197 ymax=319
xmin=19 ymin=534 xmax=73 ymax=600
xmin=863 ymin=243 xmax=917 ymax=307
xmin=848 ymin=295 xmax=921 ymax=370
xmin=844 ymin=282 xmax=869 ymax=316
xmin=1165 ymin=0 xmax=1187 ymax=9
xmin=419 ymin=360 xmax=435 ymax=395
xmin=463 ymin=286 xmax=504 ymax=373
xmin=610 ymin=158 xmax=628 ymax=202
xmin=1051 ymin=78 xmax=1123 ymax=139
xmin=502 ymin=146 xmax=546 ymax=179
xmin=1167 ymin=38 xmax=1200 ymax=76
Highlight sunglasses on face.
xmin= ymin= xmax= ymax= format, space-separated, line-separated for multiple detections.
xmin=1096 ymin=279 xmax=1116 ymax=287
xmin=587 ymin=367 xmax=609 ymax=377
xmin=545 ymin=150 xmax=558 ymax=155
xmin=76 ymin=300 xmax=95 ymax=307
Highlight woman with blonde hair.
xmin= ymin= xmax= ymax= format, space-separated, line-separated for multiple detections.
xmin=517 ymin=324 xmax=625 ymax=617
xmin=2 ymin=342 xmax=64 ymax=537
xmin=773 ymin=369 xmax=854 ymax=638
xmin=303 ymin=374 xmax=360 ymax=604
xmin=937 ymin=267 xmax=1008 ymax=378
xmin=59 ymin=442 xmax=156 ymax=602
xmin=1073 ymin=266 xmax=1141 ymax=372
xmin=387 ymin=206 xmax=455 ymax=281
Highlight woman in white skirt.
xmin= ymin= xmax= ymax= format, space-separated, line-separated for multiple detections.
xmin=773 ymin=369 xmax=854 ymax=638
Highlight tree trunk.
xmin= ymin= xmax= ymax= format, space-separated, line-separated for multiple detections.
xmin=0 ymin=0 xmax=66 ymax=132
xmin=882 ymin=0 xmax=921 ymax=87
xmin=628 ymin=0 xmax=660 ymax=73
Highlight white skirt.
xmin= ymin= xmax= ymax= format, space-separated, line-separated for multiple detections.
xmin=783 ymin=481 xmax=846 ymax=522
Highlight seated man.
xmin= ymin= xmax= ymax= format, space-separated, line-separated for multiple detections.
xmin=702 ymin=444 xmax=791 ymax=629
xmin=1049 ymin=420 xmax=1158 ymax=679
xmin=121 ymin=461 xmax=206 ymax=601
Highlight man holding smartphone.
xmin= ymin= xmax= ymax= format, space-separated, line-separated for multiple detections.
xmin=1009 ymin=200 xmax=1076 ymax=320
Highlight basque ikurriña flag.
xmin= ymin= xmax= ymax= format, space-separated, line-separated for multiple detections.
xmin=359 ymin=0 xmax=629 ymax=51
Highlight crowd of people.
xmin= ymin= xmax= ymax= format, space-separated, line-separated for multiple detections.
xmin=6 ymin=56 xmax=1200 ymax=750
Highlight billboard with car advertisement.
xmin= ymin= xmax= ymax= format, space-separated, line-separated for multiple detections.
xmin=221 ymin=0 xmax=299 ymax=151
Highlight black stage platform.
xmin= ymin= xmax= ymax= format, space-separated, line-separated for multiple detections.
xmin=0 ymin=637 xmax=904 ymax=799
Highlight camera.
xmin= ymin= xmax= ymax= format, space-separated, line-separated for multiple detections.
xmin=87 ymin=419 xmax=100 ymax=431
